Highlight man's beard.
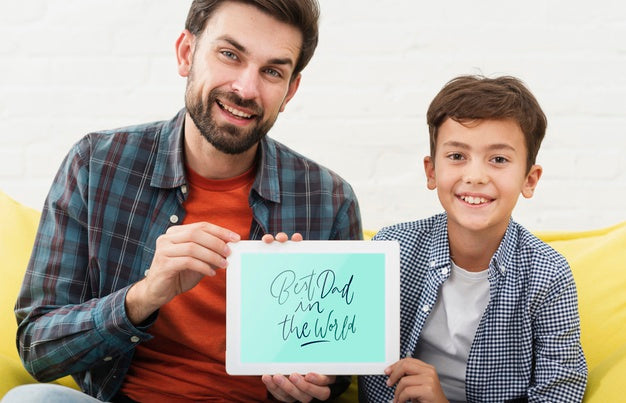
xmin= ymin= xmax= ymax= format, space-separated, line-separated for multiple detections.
xmin=185 ymin=85 xmax=276 ymax=155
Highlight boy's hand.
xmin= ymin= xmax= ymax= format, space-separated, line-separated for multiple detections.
xmin=262 ymin=232 xmax=303 ymax=243
xmin=385 ymin=358 xmax=449 ymax=403
xmin=262 ymin=373 xmax=335 ymax=402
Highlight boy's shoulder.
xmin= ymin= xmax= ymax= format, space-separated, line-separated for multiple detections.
xmin=503 ymin=220 xmax=571 ymax=277
xmin=374 ymin=213 xmax=446 ymax=241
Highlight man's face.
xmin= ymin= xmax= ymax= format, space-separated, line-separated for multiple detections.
xmin=183 ymin=2 xmax=302 ymax=154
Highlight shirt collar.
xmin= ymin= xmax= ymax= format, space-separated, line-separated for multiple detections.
xmin=150 ymin=108 xmax=282 ymax=205
xmin=488 ymin=219 xmax=519 ymax=276
xmin=150 ymin=109 xmax=187 ymax=189
xmin=251 ymin=136 xmax=281 ymax=203
xmin=426 ymin=212 xmax=519 ymax=277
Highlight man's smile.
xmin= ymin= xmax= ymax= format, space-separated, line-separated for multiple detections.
xmin=216 ymin=99 xmax=256 ymax=120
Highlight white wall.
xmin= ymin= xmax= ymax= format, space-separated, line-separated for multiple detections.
xmin=1 ymin=0 xmax=625 ymax=232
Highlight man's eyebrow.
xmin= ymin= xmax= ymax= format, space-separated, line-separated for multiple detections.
xmin=217 ymin=35 xmax=294 ymax=67
xmin=218 ymin=35 xmax=247 ymax=52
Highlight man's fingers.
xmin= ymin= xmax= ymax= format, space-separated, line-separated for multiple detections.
xmin=289 ymin=373 xmax=331 ymax=401
xmin=262 ymin=374 xmax=296 ymax=402
xmin=262 ymin=232 xmax=303 ymax=243
xmin=165 ymin=221 xmax=240 ymax=243
xmin=303 ymin=373 xmax=335 ymax=387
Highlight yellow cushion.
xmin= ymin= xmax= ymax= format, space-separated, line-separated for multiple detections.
xmin=582 ymin=343 xmax=626 ymax=402
xmin=536 ymin=222 xmax=626 ymax=402
xmin=536 ymin=222 xmax=626 ymax=372
xmin=0 ymin=191 xmax=78 ymax=395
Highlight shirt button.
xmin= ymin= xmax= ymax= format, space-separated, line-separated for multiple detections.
xmin=144 ymin=269 xmax=150 ymax=277
xmin=169 ymin=215 xmax=179 ymax=224
xmin=421 ymin=305 xmax=430 ymax=313
xmin=181 ymin=185 xmax=188 ymax=194
xmin=429 ymin=260 xmax=436 ymax=268
xmin=441 ymin=267 xmax=449 ymax=276
xmin=404 ymin=351 xmax=412 ymax=358
xmin=103 ymin=356 xmax=113 ymax=362
xmin=130 ymin=336 xmax=140 ymax=343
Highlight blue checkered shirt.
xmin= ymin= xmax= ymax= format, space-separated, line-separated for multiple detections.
xmin=15 ymin=109 xmax=362 ymax=401
xmin=359 ymin=213 xmax=587 ymax=402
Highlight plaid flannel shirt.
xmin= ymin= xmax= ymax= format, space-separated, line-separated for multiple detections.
xmin=359 ymin=213 xmax=587 ymax=402
xmin=15 ymin=109 xmax=362 ymax=401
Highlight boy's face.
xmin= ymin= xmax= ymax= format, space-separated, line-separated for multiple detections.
xmin=424 ymin=118 xmax=542 ymax=238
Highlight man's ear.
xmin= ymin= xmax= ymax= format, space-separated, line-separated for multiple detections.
xmin=176 ymin=29 xmax=195 ymax=78
xmin=424 ymin=156 xmax=437 ymax=190
xmin=279 ymin=74 xmax=301 ymax=112
xmin=522 ymin=164 xmax=542 ymax=198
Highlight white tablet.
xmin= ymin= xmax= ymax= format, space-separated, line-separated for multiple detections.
xmin=225 ymin=240 xmax=400 ymax=375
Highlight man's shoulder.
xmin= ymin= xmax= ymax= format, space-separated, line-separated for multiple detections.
xmin=265 ymin=137 xmax=354 ymax=190
xmin=71 ymin=112 xmax=183 ymax=162
xmin=83 ymin=118 xmax=169 ymax=148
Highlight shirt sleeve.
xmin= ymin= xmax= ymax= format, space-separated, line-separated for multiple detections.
xmin=528 ymin=261 xmax=587 ymax=402
xmin=330 ymin=185 xmax=363 ymax=241
xmin=14 ymin=138 xmax=153 ymax=382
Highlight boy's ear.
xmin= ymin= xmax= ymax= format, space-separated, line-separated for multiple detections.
xmin=522 ymin=164 xmax=542 ymax=198
xmin=424 ymin=156 xmax=437 ymax=190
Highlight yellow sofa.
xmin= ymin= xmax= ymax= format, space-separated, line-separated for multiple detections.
xmin=1 ymin=189 xmax=625 ymax=401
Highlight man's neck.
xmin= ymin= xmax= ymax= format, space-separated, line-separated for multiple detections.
xmin=183 ymin=114 xmax=258 ymax=179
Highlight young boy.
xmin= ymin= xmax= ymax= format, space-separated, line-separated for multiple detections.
xmin=359 ymin=76 xmax=587 ymax=402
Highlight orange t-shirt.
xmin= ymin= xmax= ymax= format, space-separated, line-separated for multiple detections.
xmin=122 ymin=165 xmax=270 ymax=402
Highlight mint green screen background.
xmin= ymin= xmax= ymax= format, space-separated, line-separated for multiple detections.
xmin=240 ymin=253 xmax=386 ymax=363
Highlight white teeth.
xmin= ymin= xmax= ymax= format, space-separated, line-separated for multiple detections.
xmin=218 ymin=101 xmax=253 ymax=118
xmin=462 ymin=196 xmax=489 ymax=205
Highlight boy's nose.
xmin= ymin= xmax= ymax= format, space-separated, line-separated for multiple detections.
xmin=463 ymin=162 xmax=488 ymax=184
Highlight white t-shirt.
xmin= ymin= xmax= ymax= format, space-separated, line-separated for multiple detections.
xmin=413 ymin=260 xmax=490 ymax=402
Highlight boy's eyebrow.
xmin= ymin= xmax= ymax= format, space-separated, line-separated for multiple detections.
xmin=217 ymin=35 xmax=295 ymax=67
xmin=487 ymin=143 xmax=517 ymax=152
xmin=441 ymin=141 xmax=516 ymax=152
xmin=441 ymin=141 xmax=470 ymax=149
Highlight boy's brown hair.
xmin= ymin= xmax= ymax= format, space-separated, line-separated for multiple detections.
xmin=427 ymin=75 xmax=547 ymax=172
xmin=185 ymin=0 xmax=320 ymax=80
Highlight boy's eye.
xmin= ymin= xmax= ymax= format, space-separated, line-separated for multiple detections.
xmin=492 ymin=156 xmax=509 ymax=164
xmin=447 ymin=153 xmax=464 ymax=161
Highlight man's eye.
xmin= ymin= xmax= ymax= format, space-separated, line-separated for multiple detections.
xmin=221 ymin=51 xmax=237 ymax=60
xmin=264 ymin=68 xmax=281 ymax=78
xmin=448 ymin=153 xmax=463 ymax=160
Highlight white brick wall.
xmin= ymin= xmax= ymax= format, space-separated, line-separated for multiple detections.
xmin=1 ymin=1 xmax=624 ymax=232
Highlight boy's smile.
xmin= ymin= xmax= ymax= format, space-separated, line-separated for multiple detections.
xmin=424 ymin=118 xmax=542 ymax=243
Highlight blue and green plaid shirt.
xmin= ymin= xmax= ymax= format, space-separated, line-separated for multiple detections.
xmin=15 ymin=109 xmax=362 ymax=401
xmin=360 ymin=213 xmax=587 ymax=403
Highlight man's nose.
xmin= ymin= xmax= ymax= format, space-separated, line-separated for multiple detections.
xmin=231 ymin=67 xmax=261 ymax=100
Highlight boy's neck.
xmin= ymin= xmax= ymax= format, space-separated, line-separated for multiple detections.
xmin=447 ymin=223 xmax=508 ymax=272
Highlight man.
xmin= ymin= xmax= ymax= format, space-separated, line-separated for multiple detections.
xmin=8 ymin=1 xmax=362 ymax=402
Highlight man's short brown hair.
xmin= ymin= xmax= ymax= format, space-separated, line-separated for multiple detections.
xmin=185 ymin=0 xmax=320 ymax=80
xmin=427 ymin=75 xmax=547 ymax=172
